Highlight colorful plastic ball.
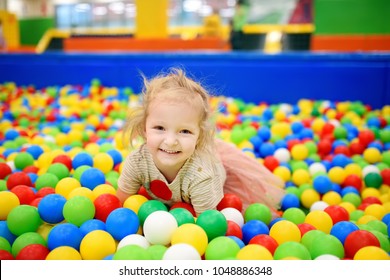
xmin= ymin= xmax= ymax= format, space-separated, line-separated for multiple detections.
xmin=0 ymin=162 xmax=12 ymax=179
xmin=16 ymin=244 xmax=49 ymax=260
xmin=163 ymin=243 xmax=201 ymax=260
xmin=282 ymin=207 xmax=306 ymax=225
xmin=249 ymin=234 xmax=278 ymax=255
xmin=380 ymin=168 xmax=390 ymax=185
xmin=300 ymin=189 xmax=320 ymax=209
xmin=217 ymin=193 xmax=243 ymax=212
xmin=52 ymin=154 xmax=72 ymax=171
xmin=47 ymin=163 xmax=70 ymax=180
xmin=117 ymin=234 xmax=150 ymax=250
xmin=363 ymin=147 xmax=382 ymax=164
xmin=307 ymin=233 xmax=345 ymax=259
xmin=94 ymin=193 xmax=121 ymax=222
xmin=241 ymin=220 xmax=269 ymax=244
xmin=362 ymin=164 xmax=380 ymax=177
xmin=204 ymin=236 xmax=240 ymax=260
xmin=72 ymin=152 xmax=93 ymax=169
xmin=37 ymin=194 xmax=66 ymax=224
xmin=280 ymin=193 xmax=300 ymax=210
xmin=63 ymin=195 xmax=95 ymax=226
xmin=304 ymin=210 xmax=333 ymax=234
xmin=169 ymin=201 xmax=196 ymax=216
xmin=273 ymin=241 xmax=311 ymax=260
xmin=273 ymin=148 xmax=291 ymax=163
xmin=324 ymin=205 xmax=349 ymax=224
xmin=228 ymin=235 xmax=245 ymax=248
xmin=46 ymin=246 xmax=82 ymax=260
xmin=226 ymin=220 xmax=243 ymax=239
xmin=80 ymin=219 xmax=106 ymax=237
xmin=6 ymin=205 xmax=42 ymax=236
xmin=312 ymin=175 xmax=332 ymax=194
xmin=14 ymin=152 xmax=35 ymax=171
xmin=123 ymin=194 xmax=148 ymax=214
xmin=358 ymin=129 xmax=376 ymax=146
xmin=291 ymin=169 xmax=311 ymax=186
xmin=308 ymin=162 xmax=327 ymax=176
xmin=80 ymin=167 xmax=106 ymax=190
xmin=143 ymin=210 xmax=178 ymax=246
xmin=0 ymin=191 xmax=20 ymax=220
xmin=169 ymin=207 xmax=195 ymax=226
xmin=11 ymin=232 xmax=46 ymax=257
xmin=220 ymin=207 xmax=244 ymax=227
xmin=344 ymin=229 xmax=381 ymax=259
xmin=342 ymin=192 xmax=362 ymax=208
xmin=67 ymin=187 xmax=94 ymax=201
xmin=47 ymin=223 xmax=83 ymax=251
xmin=34 ymin=173 xmax=59 ymax=191
xmin=171 ymin=223 xmax=208 ymax=256
xmin=36 ymin=186 xmax=55 ymax=198
xmin=196 ymin=209 xmax=227 ymax=241
xmin=269 ymin=220 xmax=301 ymax=244
xmin=244 ymin=203 xmax=272 ymax=224
xmin=353 ymin=246 xmax=390 ymax=260
xmin=291 ymin=144 xmax=309 ymax=160
xmin=364 ymin=204 xmax=386 ymax=220
xmin=6 ymin=171 xmax=32 ymax=190
xmin=105 ymin=207 xmax=139 ymax=241
xmin=138 ymin=200 xmax=168 ymax=226
xmin=297 ymin=223 xmax=316 ymax=236
xmin=0 ymin=250 xmax=14 ymax=260
xmin=147 ymin=244 xmax=168 ymax=260
xmin=54 ymin=177 xmax=81 ymax=199
xmin=273 ymin=165 xmax=291 ymax=182
xmin=80 ymin=230 xmax=117 ymax=260
xmin=364 ymin=172 xmax=383 ymax=189
xmin=93 ymin=152 xmax=114 ymax=174
xmin=310 ymin=201 xmax=329 ymax=211
xmin=236 ymin=244 xmax=273 ymax=260
xmin=113 ymin=244 xmax=151 ymax=260
xmin=92 ymin=183 xmax=116 ymax=198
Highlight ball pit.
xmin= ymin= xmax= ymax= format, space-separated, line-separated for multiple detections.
xmin=0 ymin=80 xmax=389 ymax=261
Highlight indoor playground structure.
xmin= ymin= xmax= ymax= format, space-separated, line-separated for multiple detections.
xmin=0 ymin=0 xmax=390 ymax=262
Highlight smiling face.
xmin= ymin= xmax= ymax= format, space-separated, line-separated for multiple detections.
xmin=145 ymin=97 xmax=201 ymax=180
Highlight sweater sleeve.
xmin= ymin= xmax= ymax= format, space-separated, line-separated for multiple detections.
xmin=117 ymin=150 xmax=143 ymax=196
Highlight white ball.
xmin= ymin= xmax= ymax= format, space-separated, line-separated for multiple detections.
xmin=220 ymin=207 xmax=244 ymax=227
xmin=143 ymin=211 xmax=178 ymax=245
xmin=273 ymin=148 xmax=291 ymax=163
xmin=309 ymin=162 xmax=327 ymax=176
xmin=314 ymin=254 xmax=340 ymax=260
xmin=117 ymin=234 xmax=150 ymax=250
xmin=162 ymin=243 xmax=201 ymax=260
xmin=310 ymin=201 xmax=329 ymax=212
xmin=362 ymin=164 xmax=380 ymax=177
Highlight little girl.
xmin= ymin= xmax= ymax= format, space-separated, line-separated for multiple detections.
xmin=116 ymin=68 xmax=285 ymax=216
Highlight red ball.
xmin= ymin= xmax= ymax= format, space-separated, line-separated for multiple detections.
xmin=0 ymin=249 xmax=14 ymax=260
xmin=287 ymin=139 xmax=301 ymax=151
xmin=358 ymin=129 xmax=375 ymax=147
xmin=321 ymin=123 xmax=335 ymax=135
xmin=263 ymin=156 xmax=279 ymax=172
xmin=94 ymin=193 xmax=122 ymax=222
xmin=344 ymin=230 xmax=380 ymax=259
xmin=298 ymin=223 xmax=316 ymax=237
xmin=333 ymin=145 xmax=351 ymax=156
xmin=10 ymin=185 xmax=36 ymax=205
xmin=342 ymin=174 xmax=362 ymax=191
xmin=23 ymin=165 xmax=39 ymax=174
xmin=380 ymin=169 xmax=390 ymax=185
xmin=324 ymin=205 xmax=349 ymax=224
xmin=36 ymin=187 xmax=55 ymax=198
xmin=52 ymin=154 xmax=73 ymax=171
xmin=217 ymin=193 xmax=243 ymax=212
xmin=30 ymin=197 xmax=43 ymax=207
xmin=16 ymin=244 xmax=49 ymax=260
xmin=6 ymin=171 xmax=32 ymax=190
xmin=362 ymin=196 xmax=382 ymax=205
xmin=317 ymin=139 xmax=332 ymax=157
xmin=349 ymin=141 xmax=365 ymax=155
xmin=170 ymin=202 xmax=196 ymax=217
xmin=0 ymin=162 xmax=12 ymax=179
xmin=226 ymin=220 xmax=243 ymax=240
xmin=357 ymin=202 xmax=371 ymax=211
xmin=249 ymin=234 xmax=278 ymax=255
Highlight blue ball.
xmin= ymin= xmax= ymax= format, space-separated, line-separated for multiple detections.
xmin=313 ymin=175 xmax=332 ymax=194
xmin=259 ymin=142 xmax=275 ymax=157
xmin=382 ymin=213 xmax=390 ymax=226
xmin=341 ymin=186 xmax=360 ymax=196
xmin=25 ymin=145 xmax=44 ymax=160
xmin=4 ymin=129 xmax=20 ymax=140
xmin=0 ymin=221 xmax=17 ymax=244
xmin=257 ymin=127 xmax=271 ymax=141
xmin=330 ymin=221 xmax=359 ymax=244
xmin=269 ymin=217 xmax=284 ymax=228
xmin=280 ymin=193 xmax=300 ymax=210
xmin=106 ymin=208 xmax=139 ymax=241
xmin=72 ymin=152 xmax=93 ymax=169
xmin=47 ymin=223 xmax=83 ymax=250
xmin=227 ymin=236 xmax=245 ymax=248
xmin=80 ymin=167 xmax=106 ymax=190
xmin=291 ymin=122 xmax=304 ymax=134
xmin=38 ymin=194 xmax=66 ymax=224
xmin=331 ymin=154 xmax=352 ymax=168
xmin=249 ymin=135 xmax=263 ymax=151
xmin=106 ymin=149 xmax=123 ymax=166
xmin=80 ymin=219 xmax=106 ymax=237
xmin=241 ymin=220 xmax=269 ymax=244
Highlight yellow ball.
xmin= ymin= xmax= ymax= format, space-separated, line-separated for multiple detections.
xmin=271 ymin=122 xmax=292 ymax=139
xmin=46 ymin=246 xmax=83 ymax=260
xmin=80 ymin=230 xmax=117 ymax=260
xmin=338 ymin=202 xmax=356 ymax=214
xmin=85 ymin=143 xmax=100 ymax=156
xmin=123 ymin=194 xmax=149 ymax=214
xmin=363 ymin=147 xmax=382 ymax=164
xmin=236 ymin=244 xmax=273 ymax=260
xmin=93 ymin=184 xmax=117 ymax=199
xmin=55 ymin=177 xmax=82 ymax=199
xmin=171 ymin=223 xmax=208 ymax=256
xmin=361 ymin=187 xmax=381 ymax=199
xmin=300 ymin=189 xmax=320 ymax=208
xmin=291 ymin=144 xmax=309 ymax=161
xmin=304 ymin=210 xmax=333 ymax=234
xmin=321 ymin=191 xmax=342 ymax=205
xmin=364 ymin=204 xmax=386 ymax=220
xmin=311 ymin=118 xmax=326 ymax=133
xmin=93 ymin=152 xmax=114 ymax=174
xmin=328 ymin=167 xmax=347 ymax=184
xmin=344 ymin=163 xmax=362 ymax=177
xmin=273 ymin=166 xmax=291 ymax=182
xmin=68 ymin=187 xmax=94 ymax=201
xmin=357 ymin=214 xmax=377 ymax=225
xmin=292 ymin=169 xmax=311 ymax=186
xmin=37 ymin=223 xmax=54 ymax=241
xmin=353 ymin=246 xmax=390 ymax=260
xmin=269 ymin=220 xmax=301 ymax=244
xmin=0 ymin=191 xmax=20 ymax=220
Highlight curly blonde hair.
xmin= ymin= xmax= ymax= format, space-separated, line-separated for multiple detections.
xmin=122 ymin=68 xmax=217 ymax=157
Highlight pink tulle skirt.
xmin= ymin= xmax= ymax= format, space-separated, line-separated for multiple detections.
xmin=216 ymin=139 xmax=286 ymax=213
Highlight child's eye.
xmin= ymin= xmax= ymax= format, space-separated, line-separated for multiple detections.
xmin=181 ymin=129 xmax=192 ymax=134
xmin=154 ymin=126 xmax=165 ymax=131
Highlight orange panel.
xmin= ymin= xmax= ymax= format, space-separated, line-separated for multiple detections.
xmin=311 ymin=35 xmax=390 ymax=52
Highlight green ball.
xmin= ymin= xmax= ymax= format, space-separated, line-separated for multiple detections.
xmin=204 ymin=236 xmax=240 ymax=260
xmin=333 ymin=126 xmax=348 ymax=139
xmin=366 ymin=220 xmax=388 ymax=236
xmin=282 ymin=208 xmax=306 ymax=225
xmin=380 ymin=129 xmax=390 ymax=143
xmin=244 ymin=203 xmax=272 ymax=224
xmin=300 ymin=230 xmax=326 ymax=249
xmin=35 ymin=173 xmax=59 ymax=190
xmin=369 ymin=230 xmax=390 ymax=252
xmin=381 ymin=151 xmax=390 ymax=166
xmin=273 ymin=241 xmax=311 ymax=260
xmin=169 ymin=208 xmax=195 ymax=226
xmin=63 ymin=196 xmax=95 ymax=227
xmin=147 ymin=244 xmax=168 ymax=260
xmin=364 ymin=172 xmax=383 ymax=188
xmin=138 ymin=200 xmax=168 ymax=226
xmin=7 ymin=205 xmax=42 ymax=236
xmin=196 ymin=209 xmax=227 ymax=241
xmin=342 ymin=193 xmax=362 ymax=208
xmin=349 ymin=210 xmax=364 ymax=222
xmin=113 ymin=244 xmax=151 ymax=260
xmin=308 ymin=234 xmax=344 ymax=259
xmin=0 ymin=180 xmax=7 ymax=191
xmin=47 ymin=163 xmax=70 ymax=180
xmin=0 ymin=236 xmax=11 ymax=253
xmin=11 ymin=232 xmax=46 ymax=257
xmin=14 ymin=152 xmax=35 ymax=170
